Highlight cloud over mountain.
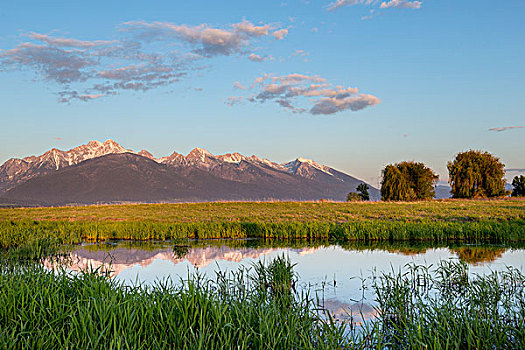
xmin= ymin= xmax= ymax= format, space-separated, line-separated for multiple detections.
xmin=0 ymin=20 xmax=286 ymax=103
xmin=228 ymin=73 xmax=380 ymax=115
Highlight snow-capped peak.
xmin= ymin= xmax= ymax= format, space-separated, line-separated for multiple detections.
xmin=87 ymin=140 xmax=102 ymax=147
xmin=191 ymin=147 xmax=211 ymax=155
xmin=247 ymin=155 xmax=282 ymax=169
xmin=283 ymin=157 xmax=333 ymax=176
xmin=217 ymin=153 xmax=245 ymax=164
xmin=138 ymin=150 xmax=156 ymax=160
xmin=187 ymin=148 xmax=212 ymax=162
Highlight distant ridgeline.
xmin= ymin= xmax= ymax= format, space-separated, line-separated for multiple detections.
xmin=0 ymin=140 xmax=379 ymax=206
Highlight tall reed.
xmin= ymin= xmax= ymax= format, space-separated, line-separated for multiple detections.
xmin=1 ymin=250 xmax=524 ymax=348
xmin=2 ymin=219 xmax=524 ymax=249
xmin=0 ymin=255 xmax=347 ymax=349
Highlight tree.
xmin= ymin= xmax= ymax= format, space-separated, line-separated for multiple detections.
xmin=356 ymin=183 xmax=370 ymax=201
xmin=346 ymin=192 xmax=361 ymax=202
xmin=380 ymin=161 xmax=438 ymax=201
xmin=512 ymin=175 xmax=525 ymax=197
xmin=447 ymin=150 xmax=505 ymax=198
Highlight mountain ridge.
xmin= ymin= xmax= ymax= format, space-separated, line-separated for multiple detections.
xmin=0 ymin=140 xmax=380 ymax=205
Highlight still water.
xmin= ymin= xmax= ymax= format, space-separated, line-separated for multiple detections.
xmin=60 ymin=240 xmax=525 ymax=322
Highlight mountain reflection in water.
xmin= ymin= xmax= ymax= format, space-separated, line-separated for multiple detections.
xmin=49 ymin=240 xmax=525 ymax=324
xmin=65 ymin=245 xmax=318 ymax=277
xmin=62 ymin=241 xmax=524 ymax=276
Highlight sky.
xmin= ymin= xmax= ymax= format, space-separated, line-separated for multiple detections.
xmin=1 ymin=0 xmax=524 ymax=187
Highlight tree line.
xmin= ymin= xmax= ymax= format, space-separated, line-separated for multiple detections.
xmin=347 ymin=150 xmax=525 ymax=202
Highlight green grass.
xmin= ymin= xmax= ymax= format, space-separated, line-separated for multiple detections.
xmin=1 ymin=254 xmax=523 ymax=349
xmin=2 ymin=199 xmax=525 ymax=222
xmin=0 ymin=255 xmax=347 ymax=349
xmin=1 ymin=199 xmax=525 ymax=248
xmin=360 ymin=260 xmax=525 ymax=348
xmin=2 ymin=200 xmax=524 ymax=348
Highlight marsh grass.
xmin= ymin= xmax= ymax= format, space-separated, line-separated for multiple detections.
xmin=1 ymin=218 xmax=524 ymax=250
xmin=352 ymin=261 xmax=525 ymax=349
xmin=1 ymin=245 xmax=524 ymax=349
xmin=0 ymin=255 xmax=348 ymax=349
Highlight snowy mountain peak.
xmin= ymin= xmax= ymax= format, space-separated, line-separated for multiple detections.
xmin=138 ymin=150 xmax=155 ymax=160
xmin=1 ymin=141 xmax=376 ymax=198
xmin=87 ymin=140 xmax=102 ymax=147
xmin=187 ymin=148 xmax=212 ymax=162
xmin=99 ymin=139 xmax=128 ymax=152
xmin=283 ymin=157 xmax=333 ymax=176
xmin=190 ymin=147 xmax=211 ymax=155
xmin=216 ymin=152 xmax=245 ymax=164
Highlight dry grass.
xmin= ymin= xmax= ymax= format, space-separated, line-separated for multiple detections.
xmin=1 ymin=199 xmax=524 ymax=224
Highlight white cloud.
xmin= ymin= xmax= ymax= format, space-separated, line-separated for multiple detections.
xmin=226 ymin=96 xmax=244 ymax=106
xmin=327 ymin=0 xmax=373 ymax=11
xmin=27 ymin=33 xmax=116 ymax=48
xmin=327 ymin=0 xmax=423 ymax=12
xmin=310 ymin=94 xmax=380 ymax=114
xmin=229 ymin=73 xmax=380 ymax=115
xmin=1 ymin=19 xmax=286 ymax=103
xmin=57 ymin=91 xmax=105 ymax=103
xmin=0 ymin=43 xmax=94 ymax=83
xmin=121 ymin=20 xmax=285 ymax=57
xmin=489 ymin=126 xmax=524 ymax=132
xmin=293 ymin=50 xmax=309 ymax=57
xmin=272 ymin=29 xmax=288 ymax=40
xmin=380 ymin=0 xmax=422 ymax=9
xmin=248 ymin=53 xmax=266 ymax=62
xmin=232 ymin=20 xmax=271 ymax=37
xmin=233 ymin=81 xmax=247 ymax=90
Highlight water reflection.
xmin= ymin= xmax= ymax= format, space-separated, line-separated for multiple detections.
xmin=321 ymin=299 xmax=377 ymax=325
xmin=66 ymin=243 xmax=319 ymax=277
xmin=60 ymin=240 xmax=525 ymax=280
xmin=51 ymin=240 xmax=525 ymax=324
xmin=450 ymin=246 xmax=507 ymax=265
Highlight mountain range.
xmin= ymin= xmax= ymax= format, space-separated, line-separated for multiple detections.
xmin=0 ymin=140 xmax=379 ymax=206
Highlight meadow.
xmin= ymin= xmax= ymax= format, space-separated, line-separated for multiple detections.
xmin=1 ymin=200 xmax=525 ymax=348
xmin=1 ymin=199 xmax=525 ymax=249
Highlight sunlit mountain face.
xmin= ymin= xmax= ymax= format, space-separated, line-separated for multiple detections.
xmin=1 ymin=140 xmax=380 ymax=205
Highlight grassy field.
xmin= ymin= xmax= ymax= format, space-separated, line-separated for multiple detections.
xmin=2 ymin=199 xmax=525 ymax=222
xmin=1 ymin=201 xmax=524 ymax=348
xmin=1 ymin=199 xmax=525 ymax=248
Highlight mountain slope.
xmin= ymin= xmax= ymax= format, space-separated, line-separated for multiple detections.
xmin=0 ymin=140 xmax=130 ymax=193
xmin=0 ymin=140 xmax=379 ymax=204
xmin=1 ymin=152 xmax=377 ymax=205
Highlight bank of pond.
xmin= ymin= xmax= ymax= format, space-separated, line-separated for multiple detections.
xmin=2 ymin=218 xmax=525 ymax=250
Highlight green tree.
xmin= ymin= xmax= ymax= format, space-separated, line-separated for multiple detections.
xmin=447 ymin=150 xmax=506 ymax=198
xmin=512 ymin=175 xmax=525 ymax=197
xmin=380 ymin=161 xmax=438 ymax=201
xmin=356 ymin=183 xmax=370 ymax=201
xmin=346 ymin=192 xmax=361 ymax=202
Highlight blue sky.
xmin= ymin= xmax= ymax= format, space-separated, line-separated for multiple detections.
xmin=1 ymin=0 xmax=524 ymax=186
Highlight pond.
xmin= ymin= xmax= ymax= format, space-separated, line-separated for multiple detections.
xmin=53 ymin=240 xmax=525 ymax=323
